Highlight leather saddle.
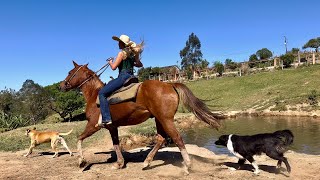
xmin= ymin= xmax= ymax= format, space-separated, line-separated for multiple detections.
xmin=96 ymin=76 xmax=141 ymax=105
xmin=123 ymin=76 xmax=139 ymax=87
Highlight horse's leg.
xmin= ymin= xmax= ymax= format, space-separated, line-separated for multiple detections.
xmin=108 ymin=126 xmax=124 ymax=169
xmin=160 ymin=119 xmax=191 ymax=174
xmin=78 ymin=123 xmax=100 ymax=167
xmin=143 ymin=120 xmax=166 ymax=168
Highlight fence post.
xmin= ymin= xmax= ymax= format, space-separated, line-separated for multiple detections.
xmin=313 ymin=51 xmax=316 ymax=64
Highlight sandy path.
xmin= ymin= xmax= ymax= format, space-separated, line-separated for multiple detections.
xmin=0 ymin=135 xmax=319 ymax=180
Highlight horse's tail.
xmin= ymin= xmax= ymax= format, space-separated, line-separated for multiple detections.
xmin=171 ymin=83 xmax=224 ymax=129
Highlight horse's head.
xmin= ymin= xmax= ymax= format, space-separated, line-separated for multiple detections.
xmin=60 ymin=61 xmax=93 ymax=91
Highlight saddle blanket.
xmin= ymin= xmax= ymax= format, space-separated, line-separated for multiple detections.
xmin=96 ymin=82 xmax=142 ymax=105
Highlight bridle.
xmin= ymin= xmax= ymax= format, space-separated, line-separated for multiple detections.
xmin=63 ymin=65 xmax=84 ymax=88
xmin=63 ymin=59 xmax=111 ymax=89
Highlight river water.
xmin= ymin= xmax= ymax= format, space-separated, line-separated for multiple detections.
xmin=181 ymin=116 xmax=320 ymax=155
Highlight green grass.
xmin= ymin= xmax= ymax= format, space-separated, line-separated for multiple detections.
xmin=186 ymin=65 xmax=320 ymax=111
xmin=0 ymin=121 xmax=107 ymax=152
xmin=128 ymin=120 xmax=157 ymax=137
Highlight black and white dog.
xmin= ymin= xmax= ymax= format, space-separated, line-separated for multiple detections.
xmin=215 ymin=129 xmax=294 ymax=174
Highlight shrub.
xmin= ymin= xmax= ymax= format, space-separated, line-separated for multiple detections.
xmin=280 ymin=53 xmax=295 ymax=68
xmin=308 ymin=90 xmax=318 ymax=106
xmin=0 ymin=112 xmax=30 ymax=130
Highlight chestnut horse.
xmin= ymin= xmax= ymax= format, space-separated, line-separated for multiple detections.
xmin=60 ymin=61 xmax=222 ymax=172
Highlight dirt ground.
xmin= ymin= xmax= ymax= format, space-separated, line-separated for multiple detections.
xmin=0 ymin=131 xmax=319 ymax=180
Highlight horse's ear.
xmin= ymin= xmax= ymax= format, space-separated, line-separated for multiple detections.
xmin=73 ymin=61 xmax=79 ymax=67
xmin=84 ymin=63 xmax=89 ymax=67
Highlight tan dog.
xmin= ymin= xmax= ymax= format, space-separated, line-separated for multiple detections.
xmin=25 ymin=127 xmax=73 ymax=158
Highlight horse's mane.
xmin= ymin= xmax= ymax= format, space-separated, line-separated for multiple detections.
xmin=83 ymin=66 xmax=105 ymax=92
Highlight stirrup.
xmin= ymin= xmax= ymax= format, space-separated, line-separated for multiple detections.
xmin=95 ymin=121 xmax=112 ymax=128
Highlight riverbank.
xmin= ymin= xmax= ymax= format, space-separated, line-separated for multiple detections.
xmin=222 ymin=108 xmax=320 ymax=118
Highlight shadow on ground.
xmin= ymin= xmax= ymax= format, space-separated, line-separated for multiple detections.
xmin=223 ymin=161 xmax=289 ymax=177
xmin=83 ymin=147 xmax=219 ymax=172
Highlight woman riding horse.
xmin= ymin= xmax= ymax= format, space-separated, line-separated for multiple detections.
xmin=60 ymin=43 xmax=223 ymax=174
xmin=96 ymin=34 xmax=143 ymax=128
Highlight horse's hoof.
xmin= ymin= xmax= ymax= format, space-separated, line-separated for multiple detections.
xmin=79 ymin=159 xmax=87 ymax=168
xmin=182 ymin=161 xmax=191 ymax=175
xmin=142 ymin=161 xmax=150 ymax=169
xmin=253 ymin=170 xmax=260 ymax=175
xmin=183 ymin=166 xmax=190 ymax=176
xmin=111 ymin=165 xmax=119 ymax=170
xmin=111 ymin=162 xmax=123 ymax=170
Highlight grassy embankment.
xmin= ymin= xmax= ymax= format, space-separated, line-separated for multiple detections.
xmin=1 ymin=65 xmax=320 ymax=152
xmin=186 ymin=65 xmax=320 ymax=112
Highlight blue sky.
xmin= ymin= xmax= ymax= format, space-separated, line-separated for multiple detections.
xmin=0 ymin=0 xmax=319 ymax=90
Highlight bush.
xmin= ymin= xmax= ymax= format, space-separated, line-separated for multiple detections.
xmin=0 ymin=112 xmax=30 ymax=130
xmin=271 ymin=97 xmax=288 ymax=111
xmin=280 ymin=53 xmax=295 ymax=68
xmin=308 ymin=90 xmax=318 ymax=106
xmin=214 ymin=61 xmax=224 ymax=76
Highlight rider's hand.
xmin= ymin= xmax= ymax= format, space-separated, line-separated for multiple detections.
xmin=107 ymin=57 xmax=114 ymax=62
xmin=107 ymin=57 xmax=114 ymax=65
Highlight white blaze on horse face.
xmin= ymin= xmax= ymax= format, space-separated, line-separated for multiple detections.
xmin=227 ymin=134 xmax=244 ymax=159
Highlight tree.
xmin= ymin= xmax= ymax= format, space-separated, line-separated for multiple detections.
xmin=17 ymin=80 xmax=51 ymax=124
xmin=199 ymin=59 xmax=209 ymax=69
xmin=0 ymin=88 xmax=17 ymax=115
xmin=291 ymin=48 xmax=300 ymax=54
xmin=137 ymin=67 xmax=152 ymax=81
xmin=0 ymin=88 xmax=29 ymax=129
xmin=151 ymin=67 xmax=161 ymax=75
xmin=180 ymin=32 xmax=203 ymax=79
xmin=45 ymin=83 xmax=84 ymax=121
xmin=256 ymin=48 xmax=273 ymax=60
xmin=224 ymin=59 xmax=238 ymax=70
xmin=248 ymin=54 xmax=258 ymax=68
xmin=214 ymin=61 xmax=224 ymax=76
xmin=303 ymin=37 xmax=320 ymax=52
xmin=280 ymin=53 xmax=295 ymax=68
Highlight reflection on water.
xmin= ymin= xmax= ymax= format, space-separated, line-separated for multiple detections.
xmin=181 ymin=116 xmax=320 ymax=155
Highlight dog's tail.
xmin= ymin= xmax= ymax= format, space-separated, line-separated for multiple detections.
xmin=59 ymin=129 xmax=73 ymax=136
xmin=273 ymin=129 xmax=294 ymax=146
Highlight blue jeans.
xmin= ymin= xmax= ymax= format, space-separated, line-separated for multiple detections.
xmin=98 ymin=71 xmax=132 ymax=122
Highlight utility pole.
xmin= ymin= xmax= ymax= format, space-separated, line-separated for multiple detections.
xmin=284 ymin=36 xmax=288 ymax=54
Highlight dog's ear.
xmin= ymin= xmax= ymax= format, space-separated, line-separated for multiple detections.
xmin=33 ymin=127 xmax=36 ymax=130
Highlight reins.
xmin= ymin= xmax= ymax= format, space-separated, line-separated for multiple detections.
xmin=77 ymin=63 xmax=110 ymax=88
xmin=64 ymin=58 xmax=112 ymax=89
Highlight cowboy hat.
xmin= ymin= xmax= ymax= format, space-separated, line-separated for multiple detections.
xmin=112 ymin=34 xmax=134 ymax=46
